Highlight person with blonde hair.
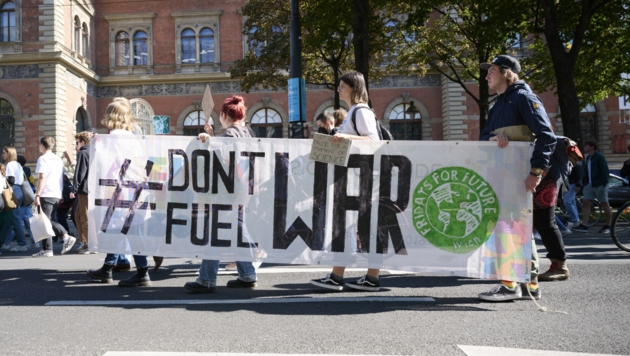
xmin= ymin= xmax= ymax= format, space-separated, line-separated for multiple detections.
xmin=113 ymin=97 xmax=143 ymax=135
xmin=88 ymin=100 xmax=154 ymax=287
xmin=0 ymin=147 xmax=28 ymax=252
xmin=311 ymin=71 xmax=383 ymax=292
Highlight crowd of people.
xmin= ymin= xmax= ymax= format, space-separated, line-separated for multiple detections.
xmin=0 ymin=55 xmax=617 ymax=303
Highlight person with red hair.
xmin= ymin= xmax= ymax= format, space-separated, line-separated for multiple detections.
xmin=185 ymin=95 xmax=259 ymax=293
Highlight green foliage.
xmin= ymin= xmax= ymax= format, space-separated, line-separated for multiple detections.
xmin=230 ymin=0 xmax=389 ymax=98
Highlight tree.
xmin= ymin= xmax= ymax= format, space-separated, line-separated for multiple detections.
xmin=381 ymin=1 xmax=530 ymax=132
xmin=526 ymin=0 xmax=630 ymax=147
xmin=230 ymin=0 xmax=389 ymax=109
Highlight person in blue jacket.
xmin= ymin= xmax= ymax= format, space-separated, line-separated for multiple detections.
xmin=477 ymin=55 xmax=569 ymax=302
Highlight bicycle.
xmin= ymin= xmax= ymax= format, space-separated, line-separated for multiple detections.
xmin=556 ymin=195 xmax=603 ymax=228
xmin=611 ymin=200 xmax=630 ymax=252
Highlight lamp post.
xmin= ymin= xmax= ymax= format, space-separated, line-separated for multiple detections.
xmin=289 ymin=0 xmax=305 ymax=138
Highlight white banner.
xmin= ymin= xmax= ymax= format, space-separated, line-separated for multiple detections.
xmin=88 ymin=136 xmax=534 ymax=282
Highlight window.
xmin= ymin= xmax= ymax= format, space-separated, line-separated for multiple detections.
xmin=1 ymin=2 xmax=15 ymax=42
xmin=74 ymin=16 xmax=80 ymax=52
xmin=82 ymin=23 xmax=88 ymax=58
xmin=0 ymin=98 xmax=15 ymax=157
xmin=251 ymin=108 xmax=282 ymax=138
xmin=133 ymin=31 xmax=148 ymax=66
xmin=247 ymin=26 xmax=262 ymax=57
xmin=388 ymin=102 xmax=422 ymax=140
xmin=181 ymin=29 xmax=195 ymax=64
xmin=130 ymin=98 xmax=154 ymax=135
xmin=199 ymin=28 xmax=214 ymax=63
xmin=115 ymin=31 xmax=130 ymax=66
xmin=183 ymin=110 xmax=213 ymax=136
xmin=76 ymin=107 xmax=86 ymax=133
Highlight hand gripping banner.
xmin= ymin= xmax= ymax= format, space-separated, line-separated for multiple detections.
xmin=88 ymin=135 xmax=535 ymax=282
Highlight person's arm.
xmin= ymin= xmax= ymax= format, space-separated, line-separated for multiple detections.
xmin=517 ymin=94 xmax=556 ymax=171
xmin=70 ymin=152 xmax=87 ymax=199
xmin=479 ymin=107 xmax=496 ymax=141
xmin=34 ymin=172 xmax=46 ymax=206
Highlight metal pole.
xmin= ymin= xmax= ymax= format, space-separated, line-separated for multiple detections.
xmin=289 ymin=0 xmax=304 ymax=137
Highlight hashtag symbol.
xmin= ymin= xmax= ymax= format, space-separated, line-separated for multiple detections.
xmin=95 ymin=159 xmax=164 ymax=234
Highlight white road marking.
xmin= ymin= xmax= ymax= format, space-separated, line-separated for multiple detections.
xmin=104 ymin=353 xmax=393 ymax=356
xmin=46 ymin=296 xmax=434 ymax=306
xmin=459 ymin=345 xmax=620 ymax=356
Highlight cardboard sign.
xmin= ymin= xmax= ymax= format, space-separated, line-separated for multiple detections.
xmin=309 ymin=133 xmax=351 ymax=166
xmin=202 ymin=85 xmax=214 ymax=124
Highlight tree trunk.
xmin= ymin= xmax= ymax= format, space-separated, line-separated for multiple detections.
xmin=333 ymin=65 xmax=340 ymax=109
xmin=478 ymin=68 xmax=489 ymax=134
xmin=353 ymin=0 xmax=370 ymax=93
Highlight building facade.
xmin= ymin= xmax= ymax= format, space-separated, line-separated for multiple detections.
xmin=0 ymin=0 xmax=627 ymax=171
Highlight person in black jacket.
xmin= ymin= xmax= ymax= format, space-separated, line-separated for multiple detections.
xmin=477 ymin=55 xmax=568 ymax=303
xmin=70 ymin=131 xmax=91 ymax=254
xmin=620 ymin=143 xmax=630 ymax=180
xmin=563 ymin=161 xmax=583 ymax=229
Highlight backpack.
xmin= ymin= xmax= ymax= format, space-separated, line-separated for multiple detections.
xmin=351 ymin=106 xmax=394 ymax=141
xmin=547 ymin=136 xmax=583 ymax=182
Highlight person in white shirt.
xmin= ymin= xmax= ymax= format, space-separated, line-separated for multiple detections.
xmin=32 ymin=137 xmax=76 ymax=257
xmin=311 ymin=71 xmax=383 ymax=292
xmin=0 ymin=163 xmax=6 ymax=255
xmin=0 ymin=147 xmax=28 ymax=251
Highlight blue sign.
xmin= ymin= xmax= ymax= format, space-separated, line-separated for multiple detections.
xmin=288 ymin=77 xmax=306 ymax=122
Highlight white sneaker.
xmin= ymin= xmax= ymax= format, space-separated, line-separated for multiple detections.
xmin=61 ymin=235 xmax=76 ymax=255
xmin=32 ymin=250 xmax=53 ymax=258
xmin=1 ymin=244 xmax=11 ymax=250
xmin=561 ymin=229 xmax=572 ymax=237
xmin=10 ymin=245 xmax=28 ymax=252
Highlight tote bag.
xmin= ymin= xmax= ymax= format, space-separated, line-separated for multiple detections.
xmin=30 ymin=206 xmax=55 ymax=243
xmin=21 ymin=172 xmax=35 ymax=206
xmin=2 ymin=182 xmax=18 ymax=212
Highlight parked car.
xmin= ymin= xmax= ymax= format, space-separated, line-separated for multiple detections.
xmin=609 ymin=173 xmax=630 ymax=207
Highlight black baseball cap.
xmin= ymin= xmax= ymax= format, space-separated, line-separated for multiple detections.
xmin=480 ymin=55 xmax=521 ymax=74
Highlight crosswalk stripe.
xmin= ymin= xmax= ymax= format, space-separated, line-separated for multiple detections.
xmin=46 ymin=296 xmax=434 ymax=306
xmin=458 ymin=345 xmax=619 ymax=356
xmin=104 ymin=353 xmax=392 ymax=356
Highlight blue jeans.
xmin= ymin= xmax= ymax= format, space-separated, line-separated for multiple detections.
xmin=1 ymin=186 xmax=26 ymax=247
xmin=196 ymin=260 xmax=257 ymax=287
xmin=555 ymin=214 xmax=567 ymax=231
xmin=563 ymin=183 xmax=580 ymax=223
xmin=104 ymin=254 xmax=147 ymax=269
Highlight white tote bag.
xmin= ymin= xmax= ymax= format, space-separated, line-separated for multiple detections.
xmin=30 ymin=206 xmax=55 ymax=243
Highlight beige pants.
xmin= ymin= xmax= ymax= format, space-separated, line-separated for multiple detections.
xmin=76 ymin=193 xmax=88 ymax=244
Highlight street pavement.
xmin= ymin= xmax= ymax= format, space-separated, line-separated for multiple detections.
xmin=1 ymin=226 xmax=629 ymax=356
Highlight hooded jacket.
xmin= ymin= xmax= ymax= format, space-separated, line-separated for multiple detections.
xmin=480 ymin=81 xmax=557 ymax=171
xmin=72 ymin=145 xmax=90 ymax=195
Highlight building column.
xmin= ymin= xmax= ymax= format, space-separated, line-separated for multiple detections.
xmin=39 ymin=0 xmax=65 ymax=52
xmin=441 ymin=75 xmax=468 ymax=141
xmin=38 ymin=63 xmax=68 ymax=156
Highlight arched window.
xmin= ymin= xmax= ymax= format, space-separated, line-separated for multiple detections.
xmin=74 ymin=17 xmax=80 ymax=53
xmin=115 ymin=31 xmax=130 ymax=66
xmin=181 ymin=29 xmax=195 ymax=63
xmin=0 ymin=99 xmax=15 ymax=157
xmin=1 ymin=2 xmax=15 ymax=42
xmin=199 ymin=28 xmax=214 ymax=63
xmin=388 ymin=102 xmax=422 ymax=140
xmin=251 ymin=108 xmax=283 ymax=138
xmin=183 ymin=110 xmax=213 ymax=136
xmin=75 ymin=107 xmax=86 ymax=133
xmin=133 ymin=31 xmax=148 ymax=65
xmin=82 ymin=23 xmax=88 ymax=58
xmin=130 ymin=98 xmax=154 ymax=135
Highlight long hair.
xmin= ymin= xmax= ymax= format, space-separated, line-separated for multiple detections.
xmin=101 ymin=101 xmax=135 ymax=132
xmin=113 ymin=97 xmax=141 ymax=124
xmin=4 ymin=147 xmax=17 ymax=163
xmin=340 ymin=71 xmax=369 ymax=106
xmin=0 ymin=163 xmax=5 ymax=177
xmin=221 ymin=95 xmax=247 ymax=122
xmin=499 ymin=68 xmax=520 ymax=86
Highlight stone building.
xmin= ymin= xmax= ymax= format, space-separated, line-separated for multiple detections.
xmin=0 ymin=0 xmax=627 ymax=171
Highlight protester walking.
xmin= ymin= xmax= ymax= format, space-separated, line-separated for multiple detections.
xmin=0 ymin=147 xmax=28 ymax=252
xmin=70 ymin=131 xmax=91 ymax=254
xmin=32 ymin=137 xmax=76 ymax=257
xmin=310 ymin=71 xmax=383 ymax=292
xmin=563 ymin=161 xmax=583 ymax=230
xmin=184 ymin=95 xmax=260 ymax=293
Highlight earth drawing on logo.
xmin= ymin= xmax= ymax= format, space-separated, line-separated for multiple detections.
xmin=413 ymin=167 xmax=500 ymax=254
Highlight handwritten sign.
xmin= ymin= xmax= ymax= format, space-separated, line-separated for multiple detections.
xmin=309 ymin=133 xmax=351 ymax=167
xmin=202 ymin=85 xmax=214 ymax=124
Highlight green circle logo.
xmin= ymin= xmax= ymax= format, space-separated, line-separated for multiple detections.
xmin=412 ymin=167 xmax=500 ymax=254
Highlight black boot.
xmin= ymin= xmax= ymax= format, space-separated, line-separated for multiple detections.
xmin=118 ymin=267 xmax=152 ymax=287
xmin=87 ymin=264 xmax=114 ymax=283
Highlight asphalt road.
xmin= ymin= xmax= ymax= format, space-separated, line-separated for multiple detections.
xmin=1 ymin=228 xmax=629 ymax=356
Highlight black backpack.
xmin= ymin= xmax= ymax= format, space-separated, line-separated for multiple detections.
xmin=351 ymin=106 xmax=394 ymax=141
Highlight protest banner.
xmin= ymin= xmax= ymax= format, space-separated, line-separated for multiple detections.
xmin=88 ymin=136 xmax=535 ymax=282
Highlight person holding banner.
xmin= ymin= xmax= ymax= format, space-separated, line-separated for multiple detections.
xmin=477 ymin=55 xmax=566 ymax=301
xmin=184 ymin=95 xmax=259 ymax=293
xmin=87 ymin=101 xmax=153 ymax=286
xmin=311 ymin=71 xmax=383 ymax=292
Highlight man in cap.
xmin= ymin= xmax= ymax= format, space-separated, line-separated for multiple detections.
xmin=477 ymin=55 xmax=568 ymax=302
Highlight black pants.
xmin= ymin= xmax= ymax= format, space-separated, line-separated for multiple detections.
xmin=534 ymin=206 xmax=566 ymax=261
xmin=40 ymin=197 xmax=68 ymax=252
